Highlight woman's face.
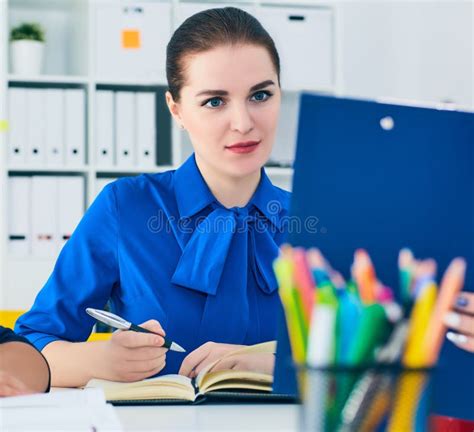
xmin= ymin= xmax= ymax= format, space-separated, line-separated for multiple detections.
xmin=167 ymin=43 xmax=281 ymax=179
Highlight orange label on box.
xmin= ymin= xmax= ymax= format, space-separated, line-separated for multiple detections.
xmin=122 ymin=29 xmax=141 ymax=49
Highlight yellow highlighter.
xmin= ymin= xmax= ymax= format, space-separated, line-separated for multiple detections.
xmin=274 ymin=256 xmax=307 ymax=364
xmin=403 ymin=282 xmax=437 ymax=367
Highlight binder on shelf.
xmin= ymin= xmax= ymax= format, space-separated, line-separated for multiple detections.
xmin=7 ymin=88 xmax=28 ymax=165
xmin=115 ymin=91 xmax=136 ymax=168
xmin=31 ymin=176 xmax=58 ymax=258
xmin=136 ymin=92 xmax=156 ymax=167
xmin=65 ymin=89 xmax=86 ymax=166
xmin=27 ymin=89 xmax=46 ymax=165
xmin=8 ymin=176 xmax=31 ymax=257
xmin=96 ymin=90 xmax=115 ymax=167
xmin=45 ymin=89 xmax=65 ymax=166
xmin=94 ymin=2 xmax=171 ymax=81
xmin=58 ymin=177 xmax=85 ymax=250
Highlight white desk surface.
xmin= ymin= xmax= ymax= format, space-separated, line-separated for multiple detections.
xmin=115 ymin=404 xmax=299 ymax=431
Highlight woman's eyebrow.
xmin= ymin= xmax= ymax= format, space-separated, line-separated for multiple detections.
xmin=195 ymin=80 xmax=275 ymax=98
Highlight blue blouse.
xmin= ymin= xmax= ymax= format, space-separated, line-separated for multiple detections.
xmin=16 ymin=155 xmax=291 ymax=375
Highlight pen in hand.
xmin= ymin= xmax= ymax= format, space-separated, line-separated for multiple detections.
xmin=86 ymin=308 xmax=186 ymax=353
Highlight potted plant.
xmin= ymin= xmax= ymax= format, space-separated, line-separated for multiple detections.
xmin=10 ymin=22 xmax=46 ymax=75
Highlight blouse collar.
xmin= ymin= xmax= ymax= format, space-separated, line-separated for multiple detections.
xmin=173 ymin=154 xmax=289 ymax=229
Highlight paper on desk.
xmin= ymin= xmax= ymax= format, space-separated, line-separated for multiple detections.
xmin=0 ymin=388 xmax=122 ymax=431
xmin=0 ymin=388 xmax=107 ymax=408
xmin=0 ymin=404 xmax=122 ymax=431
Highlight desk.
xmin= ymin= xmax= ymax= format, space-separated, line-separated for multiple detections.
xmin=116 ymin=404 xmax=299 ymax=431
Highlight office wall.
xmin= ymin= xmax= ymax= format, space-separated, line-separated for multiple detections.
xmin=339 ymin=1 xmax=473 ymax=109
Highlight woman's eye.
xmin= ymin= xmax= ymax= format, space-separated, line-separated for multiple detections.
xmin=251 ymin=91 xmax=272 ymax=102
xmin=204 ymin=97 xmax=224 ymax=108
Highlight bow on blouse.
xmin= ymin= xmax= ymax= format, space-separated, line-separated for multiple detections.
xmin=171 ymin=204 xmax=281 ymax=344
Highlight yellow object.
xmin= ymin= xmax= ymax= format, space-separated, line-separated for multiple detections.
xmin=387 ymin=372 xmax=428 ymax=432
xmin=0 ymin=120 xmax=8 ymax=132
xmin=88 ymin=332 xmax=112 ymax=342
xmin=274 ymin=257 xmax=306 ymax=364
xmin=0 ymin=310 xmax=25 ymax=329
xmin=403 ymin=283 xmax=437 ymax=367
xmin=122 ymin=29 xmax=141 ymax=49
xmin=0 ymin=309 xmax=111 ymax=341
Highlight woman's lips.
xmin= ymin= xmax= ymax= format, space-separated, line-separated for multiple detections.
xmin=225 ymin=140 xmax=260 ymax=154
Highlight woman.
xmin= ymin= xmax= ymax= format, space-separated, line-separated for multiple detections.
xmin=16 ymin=7 xmax=290 ymax=387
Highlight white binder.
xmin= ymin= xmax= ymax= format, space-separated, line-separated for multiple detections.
xmin=57 ymin=176 xmax=85 ymax=250
xmin=95 ymin=90 xmax=115 ymax=167
xmin=95 ymin=2 xmax=171 ymax=82
xmin=115 ymin=91 xmax=136 ymax=167
xmin=65 ymin=89 xmax=85 ymax=166
xmin=31 ymin=176 xmax=58 ymax=258
xmin=8 ymin=176 xmax=31 ymax=257
xmin=27 ymin=89 xmax=46 ymax=165
xmin=7 ymin=88 xmax=28 ymax=165
xmin=136 ymin=92 xmax=156 ymax=168
xmin=45 ymin=89 xmax=65 ymax=166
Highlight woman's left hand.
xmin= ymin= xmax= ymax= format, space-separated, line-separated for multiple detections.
xmin=178 ymin=342 xmax=274 ymax=378
xmin=444 ymin=292 xmax=474 ymax=353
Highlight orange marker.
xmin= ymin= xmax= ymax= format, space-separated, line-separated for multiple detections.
xmin=422 ymin=258 xmax=466 ymax=365
xmin=292 ymin=248 xmax=316 ymax=323
xmin=352 ymin=249 xmax=378 ymax=303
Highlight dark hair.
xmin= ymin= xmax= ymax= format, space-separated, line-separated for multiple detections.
xmin=166 ymin=7 xmax=280 ymax=102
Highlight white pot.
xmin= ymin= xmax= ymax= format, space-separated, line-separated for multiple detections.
xmin=10 ymin=40 xmax=44 ymax=75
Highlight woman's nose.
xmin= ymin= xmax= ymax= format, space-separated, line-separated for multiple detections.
xmin=230 ymin=104 xmax=254 ymax=134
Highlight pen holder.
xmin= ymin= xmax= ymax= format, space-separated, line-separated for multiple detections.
xmin=298 ymin=365 xmax=433 ymax=432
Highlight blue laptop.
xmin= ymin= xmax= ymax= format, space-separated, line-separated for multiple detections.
xmin=274 ymin=94 xmax=473 ymax=419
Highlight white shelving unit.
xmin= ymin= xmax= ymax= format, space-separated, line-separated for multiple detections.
xmin=0 ymin=0 xmax=339 ymax=309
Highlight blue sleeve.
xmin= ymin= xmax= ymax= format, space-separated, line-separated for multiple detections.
xmin=15 ymin=184 xmax=119 ymax=351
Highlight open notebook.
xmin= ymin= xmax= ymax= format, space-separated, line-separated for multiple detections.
xmin=86 ymin=342 xmax=295 ymax=405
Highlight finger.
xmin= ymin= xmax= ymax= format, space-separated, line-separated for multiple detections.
xmin=444 ymin=312 xmax=474 ymax=336
xmin=211 ymin=357 xmax=238 ymax=373
xmin=3 ymin=374 xmax=30 ymax=393
xmin=121 ymin=362 xmax=166 ymax=383
xmin=124 ymin=346 xmax=168 ymax=362
xmin=192 ymin=352 xmax=227 ymax=377
xmin=453 ymin=292 xmax=474 ymax=314
xmin=114 ymin=330 xmax=164 ymax=349
xmin=139 ymin=320 xmax=166 ymax=337
xmin=179 ymin=344 xmax=213 ymax=377
xmin=446 ymin=332 xmax=474 ymax=353
xmin=126 ymin=353 xmax=167 ymax=373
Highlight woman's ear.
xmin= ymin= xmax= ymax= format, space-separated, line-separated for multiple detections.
xmin=165 ymin=91 xmax=185 ymax=129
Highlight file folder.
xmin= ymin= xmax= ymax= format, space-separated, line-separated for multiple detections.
xmin=7 ymin=88 xmax=27 ymax=165
xmin=65 ymin=89 xmax=86 ymax=166
xmin=136 ymin=92 xmax=156 ymax=167
xmin=45 ymin=89 xmax=65 ymax=166
xmin=27 ymin=89 xmax=46 ymax=165
xmin=115 ymin=91 xmax=136 ymax=167
xmin=96 ymin=90 xmax=115 ymax=167
xmin=58 ymin=177 xmax=85 ymax=250
xmin=31 ymin=176 xmax=58 ymax=258
xmin=8 ymin=176 xmax=31 ymax=257
xmin=287 ymin=93 xmax=474 ymax=420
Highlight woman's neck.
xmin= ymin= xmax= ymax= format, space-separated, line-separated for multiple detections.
xmin=195 ymin=155 xmax=261 ymax=208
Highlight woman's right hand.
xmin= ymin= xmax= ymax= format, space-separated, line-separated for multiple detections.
xmin=98 ymin=319 xmax=168 ymax=382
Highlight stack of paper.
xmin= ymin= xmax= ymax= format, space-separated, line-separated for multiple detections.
xmin=0 ymin=388 xmax=122 ymax=431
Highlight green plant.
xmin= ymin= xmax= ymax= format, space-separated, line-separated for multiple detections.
xmin=10 ymin=22 xmax=45 ymax=42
